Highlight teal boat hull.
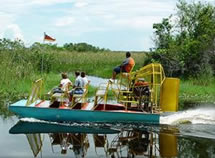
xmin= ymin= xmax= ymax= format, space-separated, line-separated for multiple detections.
xmin=9 ymin=100 xmax=160 ymax=124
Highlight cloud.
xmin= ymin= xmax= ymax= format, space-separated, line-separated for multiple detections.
xmin=29 ymin=0 xmax=74 ymax=6
xmin=74 ymin=1 xmax=88 ymax=8
xmin=5 ymin=24 xmax=24 ymax=41
xmin=55 ymin=17 xmax=76 ymax=27
xmin=53 ymin=0 xmax=175 ymax=35
xmin=0 ymin=12 xmax=15 ymax=38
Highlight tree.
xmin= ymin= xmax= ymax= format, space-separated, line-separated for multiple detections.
xmin=150 ymin=0 xmax=215 ymax=78
xmin=153 ymin=17 xmax=173 ymax=50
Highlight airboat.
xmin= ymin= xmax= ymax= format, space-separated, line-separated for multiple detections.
xmin=9 ymin=63 xmax=180 ymax=124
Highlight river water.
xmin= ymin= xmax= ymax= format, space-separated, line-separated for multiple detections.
xmin=1 ymin=76 xmax=215 ymax=158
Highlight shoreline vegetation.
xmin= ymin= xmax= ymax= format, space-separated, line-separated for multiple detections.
xmin=0 ymin=40 xmax=215 ymax=112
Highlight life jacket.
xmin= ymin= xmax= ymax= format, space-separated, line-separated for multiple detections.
xmin=125 ymin=57 xmax=135 ymax=72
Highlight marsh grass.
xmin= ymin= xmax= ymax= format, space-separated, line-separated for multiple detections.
xmin=179 ymin=79 xmax=215 ymax=109
xmin=51 ymin=51 xmax=145 ymax=77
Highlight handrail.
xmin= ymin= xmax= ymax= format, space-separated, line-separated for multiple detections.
xmin=26 ymin=78 xmax=43 ymax=106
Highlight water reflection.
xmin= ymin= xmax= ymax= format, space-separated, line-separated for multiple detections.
xmin=0 ymin=100 xmax=13 ymax=118
xmin=9 ymin=121 xmax=182 ymax=158
xmin=26 ymin=133 xmax=43 ymax=157
xmin=50 ymin=133 xmax=90 ymax=156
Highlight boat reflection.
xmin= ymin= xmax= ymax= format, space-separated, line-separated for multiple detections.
xmin=9 ymin=121 xmax=178 ymax=158
xmin=50 ymin=133 xmax=90 ymax=157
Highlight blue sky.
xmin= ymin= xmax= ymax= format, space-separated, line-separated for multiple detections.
xmin=0 ymin=0 xmax=214 ymax=51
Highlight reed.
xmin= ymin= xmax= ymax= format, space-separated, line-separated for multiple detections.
xmin=49 ymin=50 xmax=145 ymax=77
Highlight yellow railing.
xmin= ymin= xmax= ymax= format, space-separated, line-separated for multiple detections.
xmin=134 ymin=63 xmax=166 ymax=111
xmin=93 ymin=82 xmax=110 ymax=110
xmin=26 ymin=78 xmax=43 ymax=106
xmin=111 ymin=63 xmax=166 ymax=112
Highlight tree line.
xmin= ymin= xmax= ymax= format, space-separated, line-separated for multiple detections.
xmin=0 ymin=38 xmax=109 ymax=52
xmin=146 ymin=0 xmax=215 ymax=81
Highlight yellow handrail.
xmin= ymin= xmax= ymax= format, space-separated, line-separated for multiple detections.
xmin=26 ymin=78 xmax=43 ymax=106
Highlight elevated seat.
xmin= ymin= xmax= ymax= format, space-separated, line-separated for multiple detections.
xmin=51 ymin=92 xmax=69 ymax=105
xmin=50 ymin=83 xmax=71 ymax=106
xmin=70 ymin=82 xmax=89 ymax=109
xmin=93 ymin=82 xmax=110 ymax=110
xmin=117 ymin=63 xmax=135 ymax=91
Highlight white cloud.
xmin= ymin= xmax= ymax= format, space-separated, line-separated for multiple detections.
xmin=0 ymin=12 xmax=15 ymax=38
xmin=59 ymin=1 xmax=174 ymax=26
xmin=29 ymin=0 xmax=74 ymax=6
xmin=74 ymin=1 xmax=88 ymax=8
xmin=55 ymin=17 xmax=76 ymax=27
xmin=5 ymin=24 xmax=24 ymax=41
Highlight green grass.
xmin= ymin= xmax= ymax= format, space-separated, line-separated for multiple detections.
xmin=180 ymin=79 xmax=215 ymax=101
xmin=179 ymin=79 xmax=215 ymax=109
xmin=51 ymin=51 xmax=145 ymax=77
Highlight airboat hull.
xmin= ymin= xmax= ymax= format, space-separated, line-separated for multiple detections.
xmin=9 ymin=100 xmax=160 ymax=124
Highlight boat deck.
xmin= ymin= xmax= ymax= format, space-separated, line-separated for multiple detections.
xmin=33 ymin=100 xmax=146 ymax=114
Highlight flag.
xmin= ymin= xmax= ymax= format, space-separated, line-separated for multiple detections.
xmin=44 ymin=32 xmax=56 ymax=42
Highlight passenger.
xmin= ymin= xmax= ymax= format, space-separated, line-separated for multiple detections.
xmin=69 ymin=71 xmax=84 ymax=99
xmin=81 ymin=72 xmax=90 ymax=87
xmin=53 ymin=72 xmax=72 ymax=94
xmin=109 ymin=51 xmax=135 ymax=83
xmin=60 ymin=73 xmax=72 ymax=91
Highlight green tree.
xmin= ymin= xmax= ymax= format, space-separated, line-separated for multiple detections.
xmin=150 ymin=0 xmax=215 ymax=78
xmin=153 ymin=17 xmax=173 ymax=50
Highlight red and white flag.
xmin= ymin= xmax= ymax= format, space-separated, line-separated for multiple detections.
xmin=44 ymin=32 xmax=56 ymax=42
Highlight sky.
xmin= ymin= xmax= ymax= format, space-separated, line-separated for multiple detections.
xmin=0 ymin=0 xmax=214 ymax=51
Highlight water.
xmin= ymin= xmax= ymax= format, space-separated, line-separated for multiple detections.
xmin=1 ymin=76 xmax=215 ymax=157
xmin=87 ymin=76 xmax=109 ymax=87
xmin=1 ymin=106 xmax=215 ymax=158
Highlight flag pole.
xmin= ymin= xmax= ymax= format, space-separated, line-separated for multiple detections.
xmin=42 ymin=32 xmax=55 ymax=74
xmin=41 ymin=32 xmax=45 ymax=74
